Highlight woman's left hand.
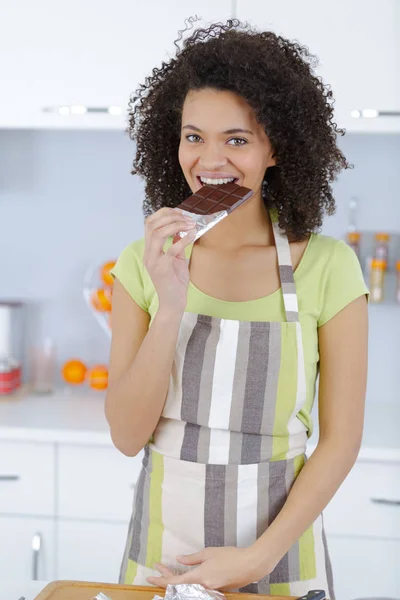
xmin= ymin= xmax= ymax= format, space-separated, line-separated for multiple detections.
xmin=146 ymin=546 xmax=270 ymax=591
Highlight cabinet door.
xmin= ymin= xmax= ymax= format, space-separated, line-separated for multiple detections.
xmin=323 ymin=460 xmax=400 ymax=539
xmin=57 ymin=519 xmax=128 ymax=583
xmin=0 ymin=440 xmax=55 ymax=516
xmin=57 ymin=444 xmax=142 ymax=522
xmin=327 ymin=536 xmax=400 ymax=600
xmin=0 ymin=516 xmax=55 ymax=581
xmin=0 ymin=0 xmax=232 ymax=129
xmin=236 ymin=0 xmax=400 ymax=132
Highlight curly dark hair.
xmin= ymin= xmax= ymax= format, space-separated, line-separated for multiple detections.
xmin=127 ymin=18 xmax=350 ymax=240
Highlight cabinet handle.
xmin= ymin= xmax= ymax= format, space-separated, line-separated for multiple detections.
xmin=371 ymin=497 xmax=400 ymax=506
xmin=0 ymin=475 xmax=20 ymax=481
xmin=31 ymin=532 xmax=42 ymax=580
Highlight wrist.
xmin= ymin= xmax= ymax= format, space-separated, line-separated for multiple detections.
xmin=247 ymin=541 xmax=279 ymax=578
xmin=156 ymin=306 xmax=185 ymax=323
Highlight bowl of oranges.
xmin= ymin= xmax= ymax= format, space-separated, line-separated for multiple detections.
xmin=83 ymin=260 xmax=116 ymax=338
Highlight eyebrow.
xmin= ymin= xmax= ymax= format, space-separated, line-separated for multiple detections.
xmin=182 ymin=124 xmax=254 ymax=135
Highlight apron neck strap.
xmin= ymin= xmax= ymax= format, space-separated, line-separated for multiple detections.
xmin=270 ymin=210 xmax=299 ymax=323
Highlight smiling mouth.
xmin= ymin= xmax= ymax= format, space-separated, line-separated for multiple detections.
xmin=196 ymin=176 xmax=239 ymax=187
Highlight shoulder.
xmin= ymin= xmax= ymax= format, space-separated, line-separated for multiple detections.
xmin=309 ymin=233 xmax=364 ymax=278
xmin=303 ymin=233 xmax=361 ymax=278
xmin=110 ymin=238 xmax=148 ymax=310
xmin=117 ymin=237 xmax=146 ymax=262
xmin=299 ymin=234 xmax=369 ymax=326
xmin=307 ymin=233 xmax=354 ymax=262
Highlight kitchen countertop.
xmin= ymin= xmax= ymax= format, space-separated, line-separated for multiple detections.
xmin=0 ymin=388 xmax=111 ymax=446
xmin=0 ymin=388 xmax=399 ymax=462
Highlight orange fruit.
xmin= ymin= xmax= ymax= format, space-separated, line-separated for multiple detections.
xmin=91 ymin=287 xmax=112 ymax=312
xmin=101 ymin=261 xmax=116 ymax=286
xmin=62 ymin=359 xmax=87 ymax=384
xmin=88 ymin=365 xmax=108 ymax=390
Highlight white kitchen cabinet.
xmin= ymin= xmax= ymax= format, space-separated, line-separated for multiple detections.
xmin=322 ymin=459 xmax=400 ymax=598
xmin=57 ymin=443 xmax=142 ymax=521
xmin=56 ymin=519 xmax=129 ymax=583
xmin=328 ymin=536 xmax=400 ymax=600
xmin=0 ymin=516 xmax=56 ymax=582
xmin=0 ymin=0 xmax=232 ymax=129
xmin=236 ymin=0 xmax=400 ymax=133
xmin=323 ymin=460 xmax=400 ymax=539
xmin=0 ymin=440 xmax=55 ymax=516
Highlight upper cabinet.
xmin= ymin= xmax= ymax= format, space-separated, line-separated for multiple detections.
xmin=2 ymin=0 xmax=400 ymax=132
xmin=0 ymin=0 xmax=232 ymax=129
xmin=235 ymin=0 xmax=400 ymax=133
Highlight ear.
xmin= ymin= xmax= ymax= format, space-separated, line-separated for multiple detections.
xmin=268 ymin=152 xmax=277 ymax=167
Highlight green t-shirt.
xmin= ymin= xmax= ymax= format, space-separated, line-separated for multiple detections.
xmin=111 ymin=233 xmax=368 ymax=435
xmin=112 ymin=233 xmax=367 ymax=325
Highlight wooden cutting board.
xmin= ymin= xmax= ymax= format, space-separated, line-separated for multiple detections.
xmin=34 ymin=581 xmax=295 ymax=600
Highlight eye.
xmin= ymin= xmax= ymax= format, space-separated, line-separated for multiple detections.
xmin=185 ymin=134 xmax=203 ymax=143
xmin=227 ymin=137 xmax=248 ymax=146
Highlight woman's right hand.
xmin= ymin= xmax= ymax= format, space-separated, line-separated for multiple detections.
xmin=143 ymin=208 xmax=197 ymax=315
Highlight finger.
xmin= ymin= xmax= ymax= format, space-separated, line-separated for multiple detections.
xmin=157 ymin=221 xmax=196 ymax=242
xmin=145 ymin=207 xmax=178 ymax=225
xmin=146 ymin=209 xmax=194 ymax=233
xmin=146 ymin=577 xmax=167 ymax=588
xmin=154 ymin=563 xmax=175 ymax=577
xmin=146 ymin=220 xmax=195 ymax=262
xmin=147 ymin=569 xmax=198 ymax=587
xmin=176 ymin=551 xmax=205 ymax=566
xmin=167 ymin=229 xmax=197 ymax=259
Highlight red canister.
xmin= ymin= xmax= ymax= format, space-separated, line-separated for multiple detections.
xmin=0 ymin=358 xmax=21 ymax=395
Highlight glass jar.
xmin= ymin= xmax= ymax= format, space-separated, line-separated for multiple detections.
xmin=347 ymin=231 xmax=361 ymax=260
xmin=29 ymin=337 xmax=56 ymax=394
xmin=369 ymin=259 xmax=386 ymax=303
xmin=374 ymin=232 xmax=390 ymax=263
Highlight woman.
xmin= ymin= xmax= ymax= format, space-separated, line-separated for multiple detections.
xmin=106 ymin=20 xmax=368 ymax=598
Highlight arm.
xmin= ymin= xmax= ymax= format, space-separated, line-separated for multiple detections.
xmin=105 ymin=208 xmax=196 ymax=457
xmin=251 ymin=293 xmax=368 ymax=571
xmin=105 ymin=279 xmax=183 ymax=456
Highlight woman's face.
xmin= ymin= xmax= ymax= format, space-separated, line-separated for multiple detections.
xmin=178 ymin=88 xmax=276 ymax=197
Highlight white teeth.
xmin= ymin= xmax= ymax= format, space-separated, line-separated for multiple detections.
xmin=200 ymin=177 xmax=236 ymax=185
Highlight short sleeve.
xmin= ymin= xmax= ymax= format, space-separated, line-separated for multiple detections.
xmin=318 ymin=240 xmax=369 ymax=327
xmin=110 ymin=239 xmax=148 ymax=311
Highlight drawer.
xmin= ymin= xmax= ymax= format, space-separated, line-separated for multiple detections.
xmin=57 ymin=444 xmax=144 ymax=521
xmin=324 ymin=460 xmax=400 ymax=539
xmin=0 ymin=440 xmax=55 ymax=516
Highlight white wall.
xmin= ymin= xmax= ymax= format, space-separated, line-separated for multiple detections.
xmin=1 ymin=130 xmax=399 ymax=401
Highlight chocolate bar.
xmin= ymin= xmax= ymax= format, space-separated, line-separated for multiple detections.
xmin=174 ymin=182 xmax=254 ymax=243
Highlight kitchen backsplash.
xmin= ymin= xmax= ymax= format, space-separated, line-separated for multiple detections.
xmin=1 ymin=130 xmax=399 ymax=401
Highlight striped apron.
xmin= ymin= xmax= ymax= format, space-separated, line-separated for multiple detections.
xmin=119 ymin=218 xmax=335 ymax=599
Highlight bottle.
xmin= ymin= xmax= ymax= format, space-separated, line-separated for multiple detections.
xmin=396 ymin=261 xmax=400 ymax=304
xmin=369 ymin=259 xmax=386 ymax=303
xmin=347 ymin=231 xmax=361 ymax=260
xmin=374 ymin=233 xmax=390 ymax=264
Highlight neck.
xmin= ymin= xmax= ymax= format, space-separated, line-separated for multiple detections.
xmin=197 ymin=192 xmax=274 ymax=250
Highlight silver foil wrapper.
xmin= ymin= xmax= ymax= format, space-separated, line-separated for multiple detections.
xmin=175 ymin=209 xmax=228 ymax=242
xmin=153 ymin=584 xmax=225 ymax=600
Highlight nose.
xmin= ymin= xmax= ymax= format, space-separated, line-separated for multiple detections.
xmin=198 ymin=142 xmax=228 ymax=170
